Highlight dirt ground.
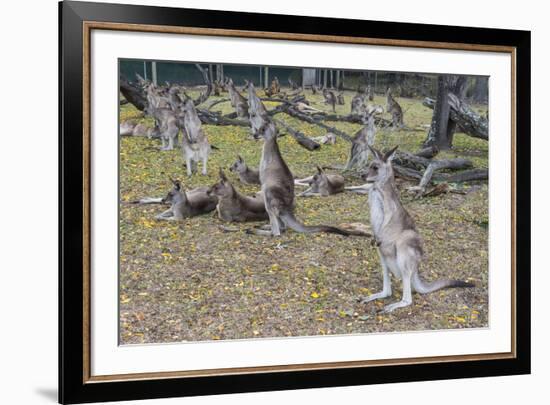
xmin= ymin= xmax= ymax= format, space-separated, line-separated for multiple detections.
xmin=119 ymin=89 xmax=488 ymax=344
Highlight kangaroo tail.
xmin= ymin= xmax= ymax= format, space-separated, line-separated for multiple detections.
xmin=280 ymin=212 xmax=349 ymax=236
xmin=412 ymin=273 xmax=475 ymax=294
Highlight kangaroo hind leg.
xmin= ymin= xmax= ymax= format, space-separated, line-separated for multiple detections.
xmin=359 ymin=250 xmax=392 ymax=304
xmin=381 ymin=251 xmax=415 ymax=313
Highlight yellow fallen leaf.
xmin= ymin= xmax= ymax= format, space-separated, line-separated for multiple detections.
xmin=310 ymin=292 xmax=320 ymax=299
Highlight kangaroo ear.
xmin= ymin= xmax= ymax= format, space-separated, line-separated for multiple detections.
xmin=237 ymin=155 xmax=243 ymax=162
xmin=368 ymin=145 xmax=383 ymax=160
xmin=383 ymin=145 xmax=399 ymax=162
xmin=316 ymin=165 xmax=324 ymax=174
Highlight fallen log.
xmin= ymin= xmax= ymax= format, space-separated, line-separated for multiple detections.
xmin=197 ymin=109 xmax=249 ymax=127
xmin=415 ymin=145 xmax=439 ymax=159
xmin=285 ymin=107 xmax=353 ymax=142
xmin=416 ymin=158 xmax=473 ymax=193
xmin=273 ymin=119 xmax=321 ymax=151
xmin=423 ymin=94 xmax=488 ymax=140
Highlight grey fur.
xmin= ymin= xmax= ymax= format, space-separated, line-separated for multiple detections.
xmin=386 ymin=88 xmax=404 ymax=128
xmin=360 ymin=145 xmax=473 ymax=312
xmin=229 ymin=155 xmax=261 ymax=185
xmin=178 ymin=99 xmax=211 ymax=176
xmin=298 ymin=166 xmax=345 ymax=197
xmin=249 ymin=118 xmax=349 ymax=237
xmin=155 ymin=179 xmax=218 ymax=221
xmin=208 ymin=169 xmax=268 ymax=223
xmin=226 ymin=78 xmax=249 ymax=119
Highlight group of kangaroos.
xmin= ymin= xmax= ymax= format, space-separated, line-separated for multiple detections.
xmin=129 ymin=78 xmax=473 ymax=313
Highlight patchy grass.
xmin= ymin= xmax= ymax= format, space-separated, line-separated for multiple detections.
xmin=119 ymin=89 xmax=488 ymax=344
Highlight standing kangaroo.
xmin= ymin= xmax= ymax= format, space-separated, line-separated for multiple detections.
xmin=179 ymin=99 xmax=211 ymax=176
xmin=386 ymin=87 xmax=404 ymax=128
xmin=226 ymin=78 xmax=249 ymax=119
xmin=360 ymin=145 xmax=474 ymax=312
xmin=298 ymin=166 xmax=345 ymax=197
xmin=208 ymin=169 xmax=268 ymax=223
xmin=351 ymin=91 xmax=365 ymax=115
xmin=155 ymin=179 xmax=218 ymax=221
xmin=248 ymin=120 xmax=349 ymax=236
xmin=345 ymin=104 xmax=384 ymax=170
xmin=229 ymin=155 xmax=261 ymax=185
xmin=247 ymin=82 xmax=269 ymax=138
xmin=323 ymin=89 xmax=337 ymax=112
xmin=146 ymin=104 xmax=179 ymax=151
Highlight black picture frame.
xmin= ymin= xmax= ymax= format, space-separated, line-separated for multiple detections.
xmin=59 ymin=1 xmax=531 ymax=403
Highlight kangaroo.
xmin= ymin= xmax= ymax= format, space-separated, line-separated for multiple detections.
xmin=351 ymin=92 xmax=365 ymax=115
xmin=345 ymin=104 xmax=384 ymax=170
xmin=270 ymin=76 xmax=281 ymax=95
xmin=178 ymin=99 xmax=211 ymax=176
xmin=120 ymin=120 xmax=153 ymax=137
xmin=298 ymin=166 xmax=345 ymax=197
xmin=322 ymin=89 xmax=337 ymax=112
xmin=248 ymin=120 xmax=349 ymax=236
xmin=226 ymin=78 xmax=249 ymax=119
xmin=386 ymin=87 xmax=404 ymax=128
xmin=229 ymin=155 xmax=261 ymax=185
xmin=145 ymin=104 xmax=179 ymax=150
xmin=359 ymin=145 xmax=474 ymax=312
xmin=337 ymin=92 xmax=345 ymax=105
xmin=207 ymin=169 xmax=268 ymax=223
xmin=155 ymin=179 xmax=218 ymax=221
xmin=288 ymin=78 xmax=299 ymax=90
xmin=311 ymin=132 xmax=337 ymax=145
xmin=247 ymin=82 xmax=269 ymax=138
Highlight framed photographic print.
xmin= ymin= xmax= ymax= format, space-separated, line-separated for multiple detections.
xmin=59 ymin=0 xmax=531 ymax=403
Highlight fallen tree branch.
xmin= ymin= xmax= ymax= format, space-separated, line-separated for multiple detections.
xmin=273 ymin=119 xmax=321 ymax=151
xmin=415 ymin=158 xmax=473 ymax=194
xmin=196 ymin=109 xmax=249 ymax=126
xmin=285 ymin=106 xmax=353 ymax=142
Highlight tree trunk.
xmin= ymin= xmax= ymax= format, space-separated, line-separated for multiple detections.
xmin=423 ymin=94 xmax=488 ymax=141
xmin=472 ymin=77 xmax=488 ymax=103
xmin=424 ymin=75 xmax=468 ymax=149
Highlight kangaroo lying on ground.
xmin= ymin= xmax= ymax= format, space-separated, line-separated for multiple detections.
xmin=155 ymin=179 xmax=218 ymax=221
xmin=359 ymin=145 xmax=474 ymax=312
xmin=248 ymin=120 xmax=349 ymax=236
xmin=229 ymin=155 xmax=261 ymax=185
xmin=207 ymin=169 xmax=268 ymax=223
xmin=311 ymin=132 xmax=337 ymax=145
xmin=297 ymin=166 xmax=345 ymax=197
xmin=120 ymin=120 xmax=152 ymax=137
